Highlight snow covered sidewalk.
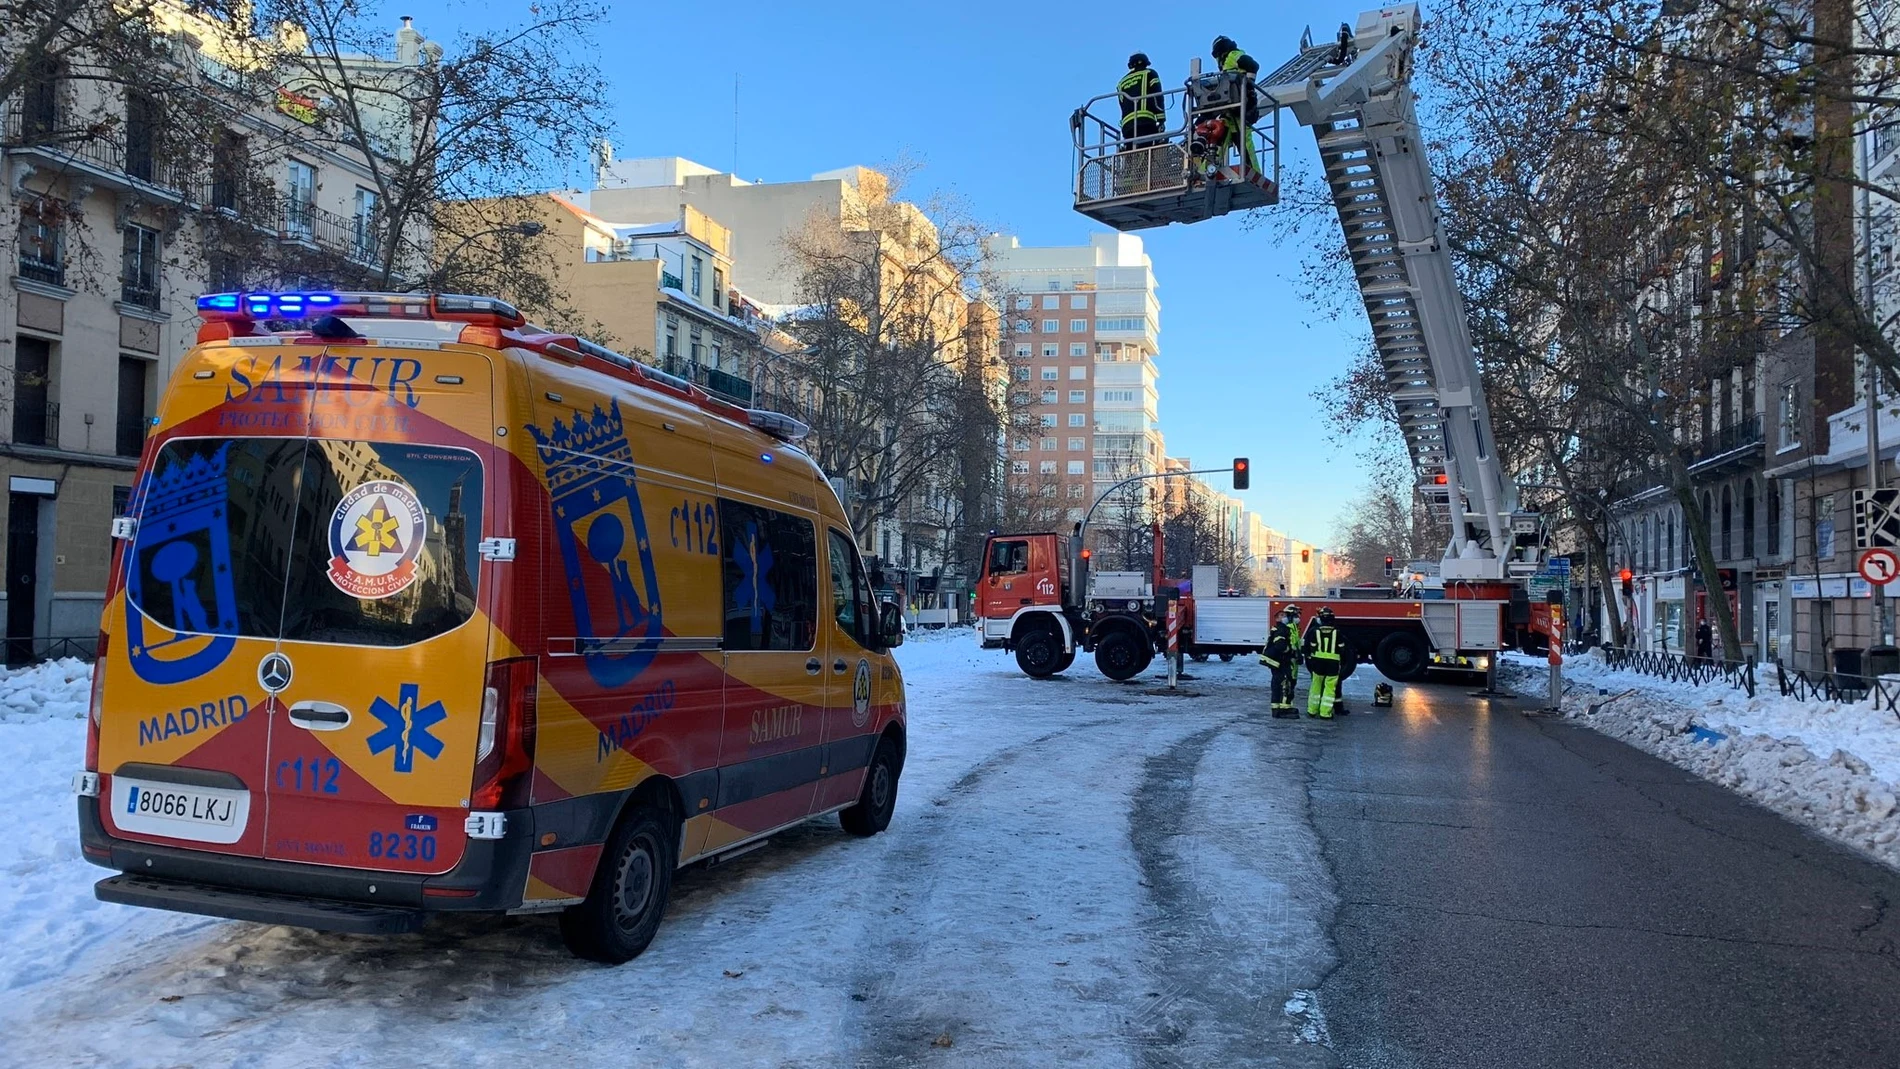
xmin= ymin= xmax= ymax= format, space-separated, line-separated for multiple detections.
xmin=1503 ymin=650 xmax=1900 ymax=869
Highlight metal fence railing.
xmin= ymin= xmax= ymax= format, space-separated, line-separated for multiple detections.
xmin=1599 ymin=645 xmax=1757 ymax=697
xmin=3 ymin=634 xmax=99 ymax=668
xmin=1772 ymin=662 xmax=1900 ymax=718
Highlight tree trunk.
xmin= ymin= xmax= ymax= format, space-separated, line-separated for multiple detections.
xmin=1669 ymin=458 xmax=1745 ymax=661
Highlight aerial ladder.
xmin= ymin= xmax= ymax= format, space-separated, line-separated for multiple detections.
xmin=1070 ymin=5 xmax=1556 ymax=678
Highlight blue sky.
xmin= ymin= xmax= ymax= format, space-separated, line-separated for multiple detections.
xmin=398 ymin=0 xmax=1378 ymax=544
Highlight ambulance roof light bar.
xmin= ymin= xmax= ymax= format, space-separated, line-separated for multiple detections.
xmin=196 ymin=291 xmax=527 ymax=329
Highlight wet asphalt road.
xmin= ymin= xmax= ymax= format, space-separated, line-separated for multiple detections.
xmin=1311 ymin=673 xmax=1900 ymax=1069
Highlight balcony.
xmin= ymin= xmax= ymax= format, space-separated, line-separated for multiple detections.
xmin=120 ymin=282 xmax=160 ymax=310
xmin=661 ymin=359 xmax=753 ymax=406
xmin=2 ymin=109 xmax=184 ymax=194
xmin=13 ymin=401 xmax=59 ymax=448
xmin=17 ymin=251 xmax=63 ymax=288
xmin=1684 ymin=414 xmax=1764 ymax=474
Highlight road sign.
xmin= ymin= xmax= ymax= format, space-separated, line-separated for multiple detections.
xmin=1858 ymin=546 xmax=1900 ymax=587
xmin=1854 ymin=488 xmax=1900 ymax=549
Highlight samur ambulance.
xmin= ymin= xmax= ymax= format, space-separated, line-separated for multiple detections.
xmin=75 ymin=290 xmax=908 ymax=963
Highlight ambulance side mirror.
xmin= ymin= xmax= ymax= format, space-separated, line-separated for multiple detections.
xmin=878 ymin=601 xmax=905 ymax=649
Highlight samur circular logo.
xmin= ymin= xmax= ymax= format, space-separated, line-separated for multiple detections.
xmin=851 ymin=658 xmax=873 ymax=728
xmin=326 ymin=480 xmax=426 ymax=600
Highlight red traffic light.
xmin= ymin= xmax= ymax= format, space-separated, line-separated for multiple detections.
xmin=1433 ymin=472 xmax=1448 ymax=485
xmin=1301 ymin=549 xmax=1311 ymax=563
xmin=1618 ymin=567 xmax=1632 ymax=583
xmin=1232 ymin=457 xmax=1250 ymax=490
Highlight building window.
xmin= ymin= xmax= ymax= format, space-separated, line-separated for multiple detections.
xmin=1040 ymin=367 xmax=1058 ymax=380
xmin=713 ymin=267 xmax=725 ymax=310
xmin=1012 ymin=439 xmax=1029 ymax=452
xmin=112 ymin=485 xmax=133 ymax=517
xmin=1014 ymin=296 xmax=1031 ymax=310
xmin=1011 ymin=460 xmax=1030 ymax=474
xmin=285 ymin=159 xmax=316 ymax=238
xmin=1047 ymin=278 xmax=1061 ymax=291
xmin=1013 ymin=367 xmax=1030 ymax=382
xmin=1068 ymin=460 xmax=1086 ymax=475
xmin=1040 ymin=461 xmax=1057 ymax=474
xmin=1779 ymin=382 xmax=1800 ymax=448
xmin=1040 ymin=437 xmax=1056 ymax=451
xmin=1767 ymin=480 xmax=1781 ymax=555
xmin=1014 ymin=319 xmax=1031 ymax=333
xmin=1070 ymin=319 xmax=1087 ymax=332
xmin=207 ymin=253 xmax=243 ymax=293
xmin=1041 ymin=295 xmax=1059 ymax=309
xmin=1070 ymin=343 xmax=1087 ymax=357
xmin=1014 ymin=344 xmax=1031 ymax=358
xmin=12 ymin=335 xmax=54 ymax=448
xmin=1069 ymin=366 xmax=1087 ymax=380
xmin=1817 ymin=494 xmax=1836 ymax=559
xmin=1066 ymin=484 xmax=1085 ymax=498
xmin=1068 ymin=413 xmax=1085 ymax=427
xmin=116 ymin=356 xmax=149 ymax=457
xmin=1742 ymin=480 xmax=1756 ymax=558
xmin=1071 ymin=294 xmax=1089 ymax=309
xmin=1039 ymin=414 xmax=1056 ymax=427
xmin=1042 ymin=319 xmax=1059 ymax=333
xmin=710 ymin=342 xmax=723 ymax=371
xmin=1097 ymin=317 xmax=1145 ymax=332
xmin=664 ymin=317 xmax=679 ymax=362
xmin=1720 ymin=486 xmax=1733 ymax=560
xmin=1041 ymin=389 xmax=1058 ymax=404
xmin=1068 ymin=390 xmax=1086 ymax=403
xmin=120 ymin=224 xmax=160 ymax=309
xmin=689 ymin=327 xmax=703 ymax=368
xmin=211 ymin=130 xmax=246 ymax=211
xmin=17 ymin=198 xmax=63 ymax=286
xmin=1042 ymin=344 xmax=1058 ymax=357
xmin=691 ymin=255 xmax=703 ymax=297
xmin=1098 ymin=389 xmax=1136 ymax=402
xmin=20 ymin=58 xmax=61 ymax=139
xmin=1068 ymin=436 xmax=1085 ymax=450
xmin=124 ymin=90 xmax=159 ymax=183
xmin=351 ymin=186 xmax=379 ymax=262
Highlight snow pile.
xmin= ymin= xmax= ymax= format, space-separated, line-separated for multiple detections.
xmin=1503 ymin=651 xmax=1900 ymax=868
xmin=0 ymin=658 xmax=90 ymax=723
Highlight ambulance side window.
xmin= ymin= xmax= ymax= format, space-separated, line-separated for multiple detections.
xmin=828 ymin=528 xmax=876 ymax=648
xmin=718 ymin=499 xmax=817 ymax=652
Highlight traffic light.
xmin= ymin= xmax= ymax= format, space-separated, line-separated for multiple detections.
xmin=1619 ymin=566 xmax=1633 ymax=595
xmin=1384 ymin=555 xmax=1396 ymax=577
xmin=1301 ymin=548 xmax=1311 ymax=563
xmin=1232 ymin=457 xmax=1250 ymax=490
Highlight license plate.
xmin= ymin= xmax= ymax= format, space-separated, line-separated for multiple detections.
xmin=109 ymin=777 xmax=250 ymax=844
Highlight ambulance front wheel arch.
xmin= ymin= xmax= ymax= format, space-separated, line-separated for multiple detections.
xmin=559 ymin=782 xmax=680 ymax=964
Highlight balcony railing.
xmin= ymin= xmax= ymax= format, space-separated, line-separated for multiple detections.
xmin=1684 ymin=414 xmax=1764 ymax=469
xmin=120 ymin=281 xmax=160 ymax=310
xmin=17 ymin=252 xmax=63 ymax=287
xmin=2 ymin=109 xmax=184 ymax=191
xmin=661 ymin=359 xmax=754 ymax=406
xmin=13 ymin=400 xmax=59 ymax=448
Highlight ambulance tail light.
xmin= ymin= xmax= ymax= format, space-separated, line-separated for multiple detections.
xmin=473 ymin=657 xmax=537 ymax=810
xmin=84 ymin=632 xmax=108 ymax=772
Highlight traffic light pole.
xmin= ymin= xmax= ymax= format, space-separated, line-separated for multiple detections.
xmin=1074 ymin=464 xmax=1248 ymax=573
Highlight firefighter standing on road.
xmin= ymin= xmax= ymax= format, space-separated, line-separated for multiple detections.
xmin=1260 ymin=606 xmax=1301 ymax=718
xmin=1118 ymin=53 xmax=1165 ymax=150
xmin=1303 ymin=607 xmax=1350 ymax=719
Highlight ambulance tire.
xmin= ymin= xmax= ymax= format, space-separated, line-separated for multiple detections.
xmin=1095 ymin=630 xmax=1147 ymax=681
xmin=559 ymin=804 xmax=676 ymax=964
xmin=1016 ymin=630 xmax=1064 ymax=677
xmin=841 ymin=735 xmax=902 ymax=837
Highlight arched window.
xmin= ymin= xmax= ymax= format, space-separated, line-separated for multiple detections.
xmin=1666 ymin=511 xmax=1677 ymax=570
xmin=1641 ymin=516 xmax=1652 ymax=571
xmin=1767 ymin=480 xmax=1781 ymax=556
xmin=1743 ymin=480 xmax=1757 ymax=558
xmin=1720 ymin=485 xmax=1734 ymax=561
xmin=1700 ymin=491 xmax=1715 ymax=562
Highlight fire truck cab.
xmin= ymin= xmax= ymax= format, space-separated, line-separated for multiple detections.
xmin=975 ymin=532 xmax=1166 ymax=682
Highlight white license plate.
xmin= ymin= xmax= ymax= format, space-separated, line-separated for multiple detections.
xmin=109 ymin=777 xmax=251 ymax=844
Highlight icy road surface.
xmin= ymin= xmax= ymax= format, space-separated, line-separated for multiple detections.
xmin=0 ymin=637 xmax=1338 ymax=1068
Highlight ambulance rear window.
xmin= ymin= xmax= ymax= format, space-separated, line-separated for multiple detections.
xmin=127 ymin=437 xmax=483 ymax=648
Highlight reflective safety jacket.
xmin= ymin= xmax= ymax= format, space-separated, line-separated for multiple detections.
xmin=1303 ymin=621 xmax=1347 ymax=676
xmin=1118 ymin=67 xmax=1164 ymax=125
xmin=1218 ymin=48 xmax=1262 ymax=123
xmin=1260 ymin=620 xmax=1297 ymax=667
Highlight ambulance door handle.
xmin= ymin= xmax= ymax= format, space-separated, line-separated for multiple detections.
xmin=288 ymin=701 xmax=351 ymax=731
xmin=832 ymin=659 xmax=847 ymax=674
xmin=805 ymin=658 xmax=822 ymax=675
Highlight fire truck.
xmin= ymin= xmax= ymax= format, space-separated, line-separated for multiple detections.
xmin=1061 ymin=4 xmax=1558 ymax=684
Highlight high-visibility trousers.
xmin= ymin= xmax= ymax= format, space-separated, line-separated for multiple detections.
xmin=1267 ymin=661 xmax=1297 ymax=711
xmin=1308 ymin=670 xmax=1340 ymax=718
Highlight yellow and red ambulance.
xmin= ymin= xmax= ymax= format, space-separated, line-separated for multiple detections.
xmin=75 ymin=290 xmax=907 ymax=963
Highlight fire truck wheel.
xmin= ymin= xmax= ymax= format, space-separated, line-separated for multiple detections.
xmin=1189 ymin=651 xmax=1209 ymax=663
xmin=1015 ymin=630 xmax=1064 ymax=677
xmin=1218 ymin=652 xmax=1235 ymax=663
xmin=1374 ymin=632 xmax=1429 ymax=682
xmin=1052 ymin=648 xmax=1076 ymax=673
xmin=1095 ymin=630 xmax=1148 ymax=681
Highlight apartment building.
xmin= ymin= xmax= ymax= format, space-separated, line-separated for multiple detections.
xmin=985 ymin=232 xmax=1164 ymax=550
xmin=0 ymin=10 xmax=431 ymax=655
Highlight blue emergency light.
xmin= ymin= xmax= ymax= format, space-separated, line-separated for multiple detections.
xmin=199 ymin=291 xmax=343 ymax=319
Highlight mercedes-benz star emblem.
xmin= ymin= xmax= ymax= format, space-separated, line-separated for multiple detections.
xmin=258 ymin=652 xmax=294 ymax=693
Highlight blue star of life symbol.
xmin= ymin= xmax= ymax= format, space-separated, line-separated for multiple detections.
xmin=367 ymin=682 xmax=447 ymax=774
xmin=733 ymin=522 xmax=776 ymax=632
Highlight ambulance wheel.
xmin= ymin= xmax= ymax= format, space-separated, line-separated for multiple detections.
xmin=1219 ymin=652 xmax=1235 ymax=663
xmin=1052 ymin=648 xmax=1076 ymax=673
xmin=560 ymin=805 xmax=675 ymax=964
xmin=1374 ymin=632 xmax=1429 ymax=683
xmin=1095 ymin=630 xmax=1147 ymax=681
xmin=841 ymin=735 xmax=902 ymax=837
xmin=1016 ymin=631 xmax=1063 ymax=677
